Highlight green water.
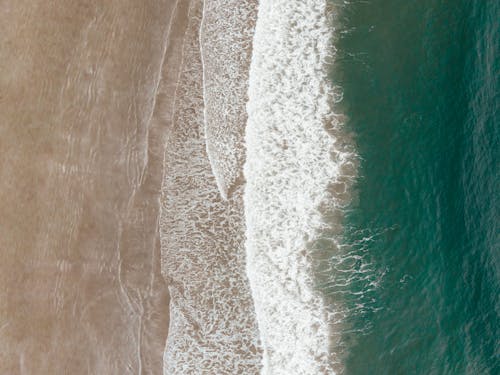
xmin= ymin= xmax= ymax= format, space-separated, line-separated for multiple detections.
xmin=329 ymin=0 xmax=499 ymax=373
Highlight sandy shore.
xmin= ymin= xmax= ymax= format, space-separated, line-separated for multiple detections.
xmin=0 ymin=1 xmax=176 ymax=373
xmin=0 ymin=0 xmax=263 ymax=373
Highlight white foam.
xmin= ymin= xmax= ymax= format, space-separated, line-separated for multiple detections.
xmin=199 ymin=0 xmax=258 ymax=199
xmin=244 ymin=1 xmax=353 ymax=373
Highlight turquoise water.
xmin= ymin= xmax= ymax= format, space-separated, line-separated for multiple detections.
xmin=328 ymin=0 xmax=499 ymax=373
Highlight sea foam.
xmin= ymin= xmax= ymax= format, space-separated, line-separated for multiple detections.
xmin=160 ymin=0 xmax=261 ymax=373
xmin=244 ymin=1 xmax=352 ymax=373
xmin=199 ymin=0 xmax=258 ymax=199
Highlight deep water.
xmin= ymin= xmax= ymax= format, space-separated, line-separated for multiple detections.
xmin=328 ymin=0 xmax=499 ymax=373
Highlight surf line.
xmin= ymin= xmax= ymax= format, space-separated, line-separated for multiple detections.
xmin=243 ymin=0 xmax=356 ymax=374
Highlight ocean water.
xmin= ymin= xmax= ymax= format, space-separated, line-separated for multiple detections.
xmin=325 ymin=0 xmax=499 ymax=373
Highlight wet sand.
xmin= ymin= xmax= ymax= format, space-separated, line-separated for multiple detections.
xmin=0 ymin=1 xmax=176 ymax=373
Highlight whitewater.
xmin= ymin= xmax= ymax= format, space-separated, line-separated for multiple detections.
xmin=244 ymin=0 xmax=355 ymax=374
xmin=160 ymin=0 xmax=355 ymax=373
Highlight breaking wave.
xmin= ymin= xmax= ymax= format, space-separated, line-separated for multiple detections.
xmin=243 ymin=0 xmax=357 ymax=374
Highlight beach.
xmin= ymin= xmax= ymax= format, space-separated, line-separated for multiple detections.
xmin=0 ymin=1 xmax=174 ymax=373
xmin=5 ymin=0 xmax=487 ymax=373
xmin=0 ymin=0 xmax=263 ymax=373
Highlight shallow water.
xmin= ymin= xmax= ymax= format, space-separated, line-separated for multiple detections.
xmin=0 ymin=1 xmax=173 ymax=373
xmin=160 ymin=1 xmax=261 ymax=373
